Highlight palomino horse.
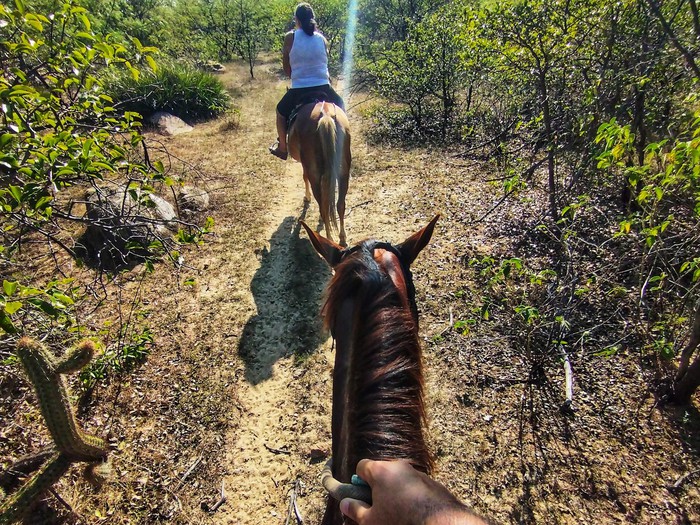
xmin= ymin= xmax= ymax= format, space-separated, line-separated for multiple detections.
xmin=301 ymin=215 xmax=439 ymax=525
xmin=289 ymin=101 xmax=351 ymax=246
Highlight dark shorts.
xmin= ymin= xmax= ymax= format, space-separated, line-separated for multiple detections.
xmin=276 ymin=84 xmax=345 ymax=118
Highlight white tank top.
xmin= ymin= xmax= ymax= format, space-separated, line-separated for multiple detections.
xmin=290 ymin=29 xmax=329 ymax=88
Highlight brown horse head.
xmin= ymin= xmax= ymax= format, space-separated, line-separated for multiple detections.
xmin=301 ymin=216 xmax=439 ymax=525
xmin=289 ymin=102 xmax=351 ymax=246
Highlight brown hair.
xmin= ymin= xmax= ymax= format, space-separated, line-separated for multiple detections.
xmin=323 ymin=242 xmax=433 ymax=476
xmin=295 ymin=3 xmax=317 ymax=36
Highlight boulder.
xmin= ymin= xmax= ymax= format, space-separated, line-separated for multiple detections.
xmin=197 ymin=60 xmax=226 ymax=73
xmin=148 ymin=112 xmax=193 ymax=136
xmin=177 ymin=185 xmax=210 ymax=215
xmin=82 ymin=186 xmax=178 ymax=267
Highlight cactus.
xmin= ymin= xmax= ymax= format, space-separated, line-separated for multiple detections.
xmin=14 ymin=338 xmax=107 ymax=461
xmin=0 ymin=338 xmax=108 ymax=524
xmin=0 ymin=454 xmax=72 ymax=525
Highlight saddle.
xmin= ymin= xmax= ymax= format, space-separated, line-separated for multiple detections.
xmin=287 ymin=91 xmax=330 ymax=129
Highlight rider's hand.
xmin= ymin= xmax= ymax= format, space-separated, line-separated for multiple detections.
xmin=339 ymin=459 xmax=490 ymax=525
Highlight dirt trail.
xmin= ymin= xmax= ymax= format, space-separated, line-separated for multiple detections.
xmin=204 ymin=62 xmax=342 ymax=524
xmin=215 ymin=162 xmax=331 ymax=524
xmin=206 ymin=62 xmax=423 ymax=524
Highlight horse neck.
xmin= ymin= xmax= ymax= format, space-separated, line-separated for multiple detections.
xmin=326 ymin=265 xmax=432 ymax=483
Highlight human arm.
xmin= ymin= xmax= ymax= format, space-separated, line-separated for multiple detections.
xmin=282 ymin=31 xmax=294 ymax=77
xmin=339 ymin=460 xmax=491 ymax=525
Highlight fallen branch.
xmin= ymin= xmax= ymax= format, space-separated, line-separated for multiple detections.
xmin=670 ymin=468 xmax=700 ymax=490
xmin=48 ymin=487 xmax=73 ymax=514
xmin=265 ymin=443 xmax=291 ymax=455
xmin=285 ymin=479 xmax=304 ymax=525
xmin=294 ymin=493 xmax=304 ymax=525
xmin=175 ymin=455 xmax=202 ymax=490
xmin=345 ymin=200 xmax=372 ymax=217
xmin=559 ymin=344 xmax=574 ymax=411
xmin=434 ymin=307 xmax=455 ymax=340
xmin=202 ymin=480 xmax=227 ymax=513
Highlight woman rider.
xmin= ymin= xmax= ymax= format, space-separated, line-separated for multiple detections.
xmin=269 ymin=3 xmax=345 ymax=160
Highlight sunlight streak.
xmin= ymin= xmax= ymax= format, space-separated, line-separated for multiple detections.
xmin=341 ymin=0 xmax=358 ymax=103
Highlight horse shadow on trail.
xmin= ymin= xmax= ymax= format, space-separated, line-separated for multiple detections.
xmin=238 ymin=206 xmax=332 ymax=385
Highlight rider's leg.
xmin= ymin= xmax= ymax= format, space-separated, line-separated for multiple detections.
xmin=276 ymin=111 xmax=288 ymax=152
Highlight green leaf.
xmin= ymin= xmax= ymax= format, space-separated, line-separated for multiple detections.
xmin=0 ymin=134 xmax=14 ymax=148
xmin=35 ymin=196 xmax=52 ymax=209
xmin=4 ymin=301 xmax=22 ymax=314
xmin=594 ymin=345 xmax=619 ymax=358
xmin=8 ymin=185 xmax=22 ymax=204
xmin=146 ymin=55 xmax=158 ymax=73
xmin=82 ymin=138 xmax=93 ymax=157
xmin=24 ymin=13 xmax=42 ymax=31
xmin=75 ymin=31 xmax=95 ymax=41
xmin=79 ymin=13 xmax=90 ymax=30
xmin=28 ymin=298 xmax=61 ymax=317
xmin=51 ymin=293 xmax=74 ymax=305
xmin=3 ymin=280 xmax=18 ymax=296
xmin=0 ymin=310 xmax=17 ymax=333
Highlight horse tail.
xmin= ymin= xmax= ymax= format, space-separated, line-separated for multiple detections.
xmin=316 ymin=104 xmax=341 ymax=235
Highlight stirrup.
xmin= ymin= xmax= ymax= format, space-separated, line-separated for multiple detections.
xmin=269 ymin=141 xmax=288 ymax=160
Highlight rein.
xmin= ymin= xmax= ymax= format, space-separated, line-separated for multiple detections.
xmin=321 ymin=458 xmax=372 ymax=504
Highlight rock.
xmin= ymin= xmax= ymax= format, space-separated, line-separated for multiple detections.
xmin=309 ymin=448 xmax=327 ymax=461
xmin=81 ymin=185 xmax=177 ymax=267
xmin=177 ymin=185 xmax=210 ymax=215
xmin=148 ymin=112 xmax=193 ymax=136
xmin=147 ymin=194 xmax=178 ymax=230
xmin=197 ymin=60 xmax=226 ymax=73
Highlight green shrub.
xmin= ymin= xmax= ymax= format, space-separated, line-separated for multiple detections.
xmin=106 ymin=62 xmax=230 ymax=122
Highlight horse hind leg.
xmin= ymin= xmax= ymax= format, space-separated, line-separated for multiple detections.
xmin=337 ymin=151 xmax=350 ymax=247
xmin=337 ymin=200 xmax=346 ymax=247
xmin=322 ymin=213 xmax=334 ymax=241
xmin=303 ymin=172 xmax=312 ymax=204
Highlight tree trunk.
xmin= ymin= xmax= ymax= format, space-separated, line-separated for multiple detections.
xmin=646 ymin=0 xmax=700 ymax=78
xmin=673 ymin=299 xmax=700 ymax=403
xmin=674 ymin=357 xmax=700 ymax=403
xmin=539 ymin=70 xmax=558 ymax=221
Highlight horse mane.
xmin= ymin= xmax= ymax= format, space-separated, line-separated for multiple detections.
xmin=323 ymin=242 xmax=433 ymax=474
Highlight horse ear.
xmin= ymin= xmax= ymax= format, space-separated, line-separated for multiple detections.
xmin=397 ymin=214 xmax=439 ymax=266
xmin=300 ymin=221 xmax=344 ymax=267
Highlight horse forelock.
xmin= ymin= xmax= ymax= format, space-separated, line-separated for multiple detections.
xmin=323 ymin=241 xmax=433 ymax=475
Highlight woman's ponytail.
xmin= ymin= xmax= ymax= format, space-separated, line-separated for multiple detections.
xmin=295 ymin=3 xmax=317 ymax=36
